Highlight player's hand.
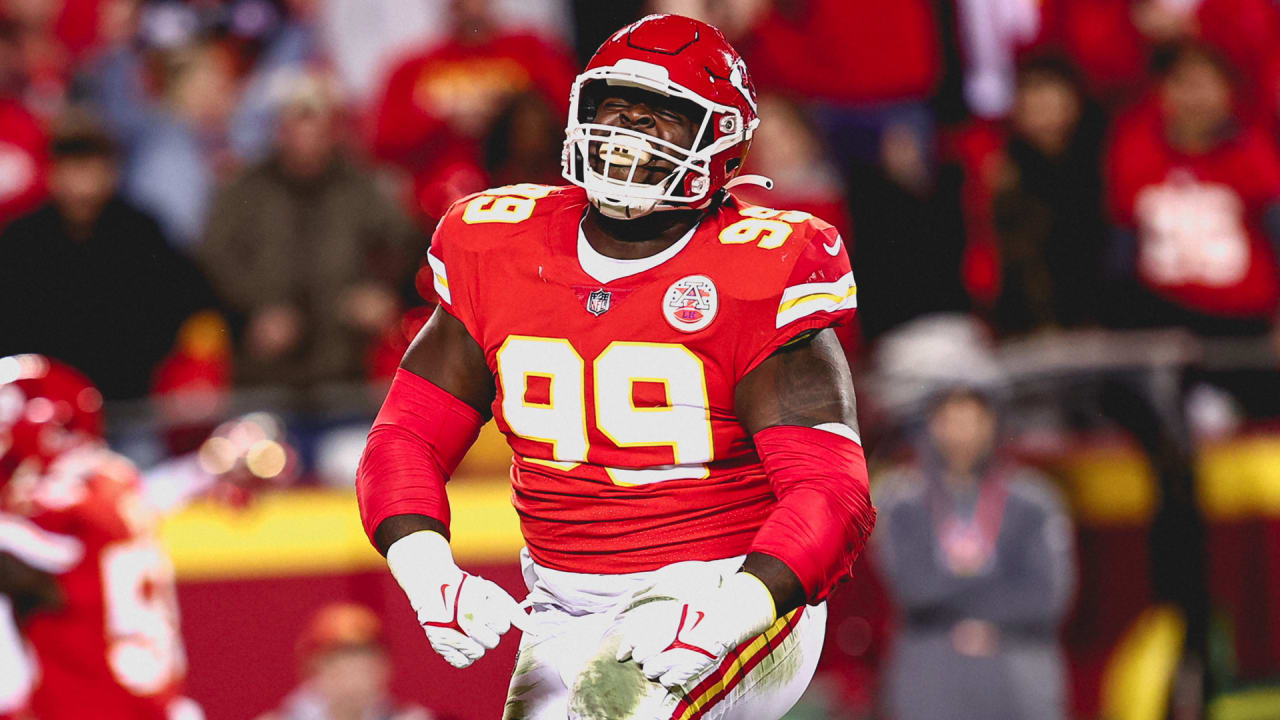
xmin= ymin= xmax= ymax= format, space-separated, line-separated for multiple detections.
xmin=614 ymin=568 xmax=777 ymax=690
xmin=386 ymin=530 xmax=529 ymax=668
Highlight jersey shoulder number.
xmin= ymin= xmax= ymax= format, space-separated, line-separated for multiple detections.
xmin=714 ymin=200 xmax=855 ymax=327
xmin=427 ymin=184 xmax=581 ymax=306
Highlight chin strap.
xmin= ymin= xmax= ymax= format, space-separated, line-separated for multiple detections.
xmin=724 ymin=174 xmax=774 ymax=191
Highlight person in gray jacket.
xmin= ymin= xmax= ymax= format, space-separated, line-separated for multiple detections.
xmin=872 ymin=315 xmax=1076 ymax=720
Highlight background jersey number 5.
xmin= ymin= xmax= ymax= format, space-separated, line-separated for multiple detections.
xmin=495 ymin=337 xmax=714 ymax=486
xmin=102 ymin=540 xmax=183 ymax=694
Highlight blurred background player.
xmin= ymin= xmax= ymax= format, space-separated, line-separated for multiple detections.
xmin=256 ymin=602 xmax=434 ymax=720
xmin=0 ymin=354 xmax=198 ymax=720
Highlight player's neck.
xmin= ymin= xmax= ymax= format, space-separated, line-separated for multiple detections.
xmin=582 ymin=207 xmax=703 ymax=260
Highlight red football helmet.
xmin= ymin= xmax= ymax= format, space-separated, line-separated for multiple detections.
xmin=563 ymin=14 xmax=765 ymax=219
xmin=0 ymin=355 xmax=104 ymax=482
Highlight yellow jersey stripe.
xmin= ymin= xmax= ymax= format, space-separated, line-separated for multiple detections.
xmin=675 ymin=610 xmax=800 ymax=720
xmin=776 ymin=285 xmax=857 ymax=314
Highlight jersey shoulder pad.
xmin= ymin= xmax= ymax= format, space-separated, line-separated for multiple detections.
xmin=714 ymin=199 xmax=853 ymax=312
xmin=427 ymin=184 xmax=584 ymax=315
xmin=714 ymin=199 xmax=845 ymax=274
xmin=10 ymin=446 xmax=139 ymax=519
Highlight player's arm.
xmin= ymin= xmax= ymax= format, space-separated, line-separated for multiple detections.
xmin=734 ymin=327 xmax=874 ymax=616
xmin=361 ymin=306 xmax=494 ymax=554
xmin=0 ymin=515 xmax=83 ymax=618
xmin=356 ymin=306 xmax=526 ymax=669
xmin=0 ymin=552 xmax=63 ymax=618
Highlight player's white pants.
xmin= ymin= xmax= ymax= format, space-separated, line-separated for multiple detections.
xmin=503 ymin=549 xmax=825 ymax=720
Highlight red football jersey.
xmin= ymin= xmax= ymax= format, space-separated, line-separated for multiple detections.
xmin=1 ymin=445 xmax=185 ymax=720
xmin=426 ymin=185 xmax=857 ymax=573
xmin=1107 ymin=105 xmax=1280 ymax=318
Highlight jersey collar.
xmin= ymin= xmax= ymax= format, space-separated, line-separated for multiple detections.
xmin=575 ymin=216 xmax=699 ymax=284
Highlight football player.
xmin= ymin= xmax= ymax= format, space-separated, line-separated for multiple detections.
xmin=357 ymin=14 xmax=877 ymax=720
xmin=0 ymin=355 xmax=194 ymax=720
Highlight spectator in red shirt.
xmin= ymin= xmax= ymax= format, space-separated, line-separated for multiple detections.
xmin=736 ymin=0 xmax=941 ymax=181
xmin=743 ymin=0 xmax=940 ymax=108
xmin=370 ymin=0 xmax=576 ymax=225
xmin=1038 ymin=0 xmax=1280 ymax=107
xmin=1106 ymin=42 xmax=1280 ymax=335
xmin=0 ymin=96 xmax=46 ymax=230
xmin=0 ymin=22 xmax=47 ymax=230
xmin=654 ymin=0 xmax=941 ymax=188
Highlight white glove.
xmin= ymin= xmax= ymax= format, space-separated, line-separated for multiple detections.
xmin=386 ymin=530 xmax=528 ymax=668
xmin=614 ymin=569 xmax=777 ymax=690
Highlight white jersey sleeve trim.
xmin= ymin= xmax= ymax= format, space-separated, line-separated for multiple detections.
xmin=775 ymin=271 xmax=857 ymax=329
xmin=426 ymin=251 xmax=452 ymax=305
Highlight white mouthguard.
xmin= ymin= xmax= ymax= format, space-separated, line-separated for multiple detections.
xmin=598 ymin=138 xmax=653 ymax=168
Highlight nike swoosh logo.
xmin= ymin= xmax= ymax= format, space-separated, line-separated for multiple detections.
xmin=439 ymin=583 xmax=451 ymax=606
xmin=688 ymin=610 xmax=706 ymax=632
xmin=822 ymin=237 xmax=843 ymax=256
xmin=660 ymin=605 xmax=717 ymax=660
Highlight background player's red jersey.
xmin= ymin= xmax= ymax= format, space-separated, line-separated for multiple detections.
xmin=2 ymin=445 xmax=185 ymax=720
xmin=426 ymin=184 xmax=856 ymax=574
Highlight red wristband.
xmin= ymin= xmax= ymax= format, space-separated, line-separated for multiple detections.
xmin=750 ymin=424 xmax=877 ymax=602
xmin=355 ymin=369 xmax=485 ymax=544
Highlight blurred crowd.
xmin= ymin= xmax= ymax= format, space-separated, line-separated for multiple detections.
xmin=0 ymin=0 xmax=1277 ymax=414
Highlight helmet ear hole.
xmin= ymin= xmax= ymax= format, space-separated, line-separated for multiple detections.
xmin=725 ymin=157 xmax=741 ymax=174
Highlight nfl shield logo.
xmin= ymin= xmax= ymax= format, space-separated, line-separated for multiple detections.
xmin=586 ymin=288 xmax=612 ymax=316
